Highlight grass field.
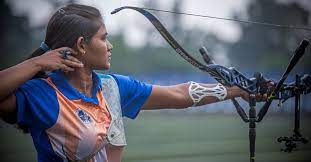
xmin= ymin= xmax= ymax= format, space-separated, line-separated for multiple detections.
xmin=1 ymin=112 xmax=311 ymax=162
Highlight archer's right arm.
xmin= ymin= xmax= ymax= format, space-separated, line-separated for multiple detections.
xmin=0 ymin=48 xmax=82 ymax=118
xmin=0 ymin=58 xmax=42 ymax=116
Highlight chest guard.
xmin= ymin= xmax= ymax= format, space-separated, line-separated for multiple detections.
xmin=100 ymin=75 xmax=127 ymax=146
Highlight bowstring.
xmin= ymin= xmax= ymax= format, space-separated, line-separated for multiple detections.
xmin=139 ymin=7 xmax=311 ymax=32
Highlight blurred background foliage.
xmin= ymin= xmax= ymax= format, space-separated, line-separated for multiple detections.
xmin=1 ymin=0 xmax=310 ymax=75
xmin=1 ymin=1 xmax=311 ymax=161
xmin=0 ymin=0 xmax=310 ymax=111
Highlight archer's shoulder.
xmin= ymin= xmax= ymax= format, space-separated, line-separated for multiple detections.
xmin=96 ymin=73 xmax=131 ymax=83
xmin=19 ymin=77 xmax=53 ymax=92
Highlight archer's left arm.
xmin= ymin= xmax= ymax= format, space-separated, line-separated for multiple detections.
xmin=141 ymin=82 xmax=247 ymax=110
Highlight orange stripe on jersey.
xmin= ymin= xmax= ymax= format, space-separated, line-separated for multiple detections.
xmin=45 ymin=78 xmax=111 ymax=161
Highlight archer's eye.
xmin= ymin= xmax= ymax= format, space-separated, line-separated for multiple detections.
xmin=101 ymin=33 xmax=108 ymax=42
xmin=101 ymin=36 xmax=107 ymax=41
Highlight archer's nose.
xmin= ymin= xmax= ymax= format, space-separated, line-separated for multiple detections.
xmin=107 ymin=40 xmax=113 ymax=52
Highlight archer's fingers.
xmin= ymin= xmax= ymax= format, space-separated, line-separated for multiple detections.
xmin=61 ymin=59 xmax=84 ymax=68
xmin=65 ymin=55 xmax=83 ymax=64
xmin=262 ymin=94 xmax=268 ymax=101
xmin=58 ymin=64 xmax=75 ymax=72
xmin=256 ymin=93 xmax=264 ymax=102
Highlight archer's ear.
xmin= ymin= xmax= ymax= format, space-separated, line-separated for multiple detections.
xmin=76 ymin=37 xmax=87 ymax=55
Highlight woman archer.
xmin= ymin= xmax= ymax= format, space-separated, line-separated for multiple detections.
xmin=0 ymin=4 xmax=267 ymax=162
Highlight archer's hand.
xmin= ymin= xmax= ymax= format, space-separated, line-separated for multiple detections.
xmin=31 ymin=47 xmax=84 ymax=73
xmin=240 ymin=91 xmax=269 ymax=102
xmin=240 ymin=81 xmax=275 ymax=102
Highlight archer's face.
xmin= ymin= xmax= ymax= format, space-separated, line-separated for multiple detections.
xmin=84 ymin=24 xmax=113 ymax=70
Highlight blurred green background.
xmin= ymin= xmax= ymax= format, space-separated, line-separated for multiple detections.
xmin=1 ymin=112 xmax=311 ymax=162
xmin=1 ymin=0 xmax=311 ymax=74
xmin=1 ymin=0 xmax=311 ymax=161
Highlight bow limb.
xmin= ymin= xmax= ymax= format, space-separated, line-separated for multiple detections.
xmin=111 ymin=6 xmax=229 ymax=84
xmin=111 ymin=7 xmax=205 ymax=69
xmin=111 ymin=6 xmax=260 ymax=94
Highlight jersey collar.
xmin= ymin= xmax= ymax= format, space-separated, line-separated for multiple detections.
xmin=49 ymin=70 xmax=102 ymax=105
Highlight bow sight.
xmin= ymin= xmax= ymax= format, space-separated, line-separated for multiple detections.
xmin=112 ymin=6 xmax=311 ymax=162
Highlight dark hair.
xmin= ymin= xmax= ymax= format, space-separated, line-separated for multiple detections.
xmin=29 ymin=4 xmax=103 ymax=78
xmin=15 ymin=4 xmax=103 ymax=132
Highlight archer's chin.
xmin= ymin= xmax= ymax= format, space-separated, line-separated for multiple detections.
xmin=102 ymin=63 xmax=111 ymax=70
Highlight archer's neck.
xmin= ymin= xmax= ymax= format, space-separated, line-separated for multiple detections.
xmin=65 ymin=68 xmax=94 ymax=97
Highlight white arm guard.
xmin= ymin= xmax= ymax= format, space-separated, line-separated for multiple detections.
xmin=188 ymin=81 xmax=227 ymax=106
